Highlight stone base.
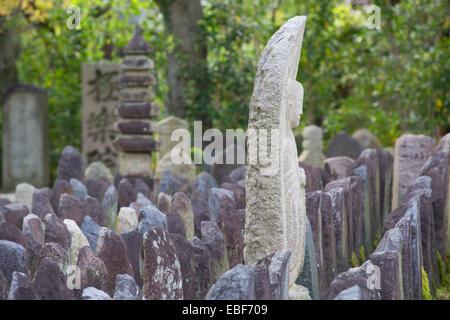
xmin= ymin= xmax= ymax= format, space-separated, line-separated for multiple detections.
xmin=288 ymin=284 xmax=311 ymax=300
xmin=119 ymin=153 xmax=152 ymax=177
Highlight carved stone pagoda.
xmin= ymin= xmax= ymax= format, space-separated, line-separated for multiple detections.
xmin=114 ymin=26 xmax=159 ymax=190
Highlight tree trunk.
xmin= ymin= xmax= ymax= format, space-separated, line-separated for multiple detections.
xmin=0 ymin=17 xmax=19 ymax=100
xmin=156 ymin=0 xmax=208 ymax=122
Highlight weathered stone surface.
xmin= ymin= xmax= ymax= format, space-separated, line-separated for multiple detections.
xmin=85 ymin=161 xmax=114 ymax=182
xmin=3 ymin=203 xmax=28 ymax=230
xmin=0 ymin=240 xmax=27 ymax=284
xmin=33 ymin=257 xmax=73 ymax=300
xmin=171 ymin=192 xmax=194 ymax=239
xmin=22 ymin=213 xmax=45 ymax=273
xmin=157 ymin=192 xmax=171 ymax=213
xmin=325 ymin=178 xmax=354 ymax=262
xmin=171 ymin=233 xmax=196 ymax=300
xmin=299 ymin=162 xmax=323 ymax=193
xmin=83 ymin=195 xmax=104 ymax=227
xmin=319 ymin=192 xmax=337 ymax=293
xmin=166 ymin=209 xmax=186 ymax=238
xmin=208 ymin=188 xmax=235 ymax=222
xmin=96 ymin=228 xmax=133 ymax=295
xmin=211 ymin=143 xmax=247 ymax=185
xmin=0 ymin=270 xmax=8 ymax=300
xmin=325 ymin=131 xmax=363 ymax=160
xmin=0 ymin=222 xmax=27 ymax=248
xmin=352 ymin=165 xmax=372 ymax=252
xmin=190 ymin=236 xmax=213 ymax=299
xmin=120 ymin=229 xmax=143 ymax=288
xmin=64 ymin=219 xmax=90 ymax=267
xmin=352 ymin=129 xmax=383 ymax=150
xmin=136 ymin=203 xmax=167 ymax=234
xmin=2 ymin=84 xmax=49 ymax=191
xmin=288 ymin=284 xmax=310 ymax=300
xmin=118 ymin=178 xmax=137 ymax=210
xmin=70 ymin=178 xmax=87 ymax=201
xmin=192 ymin=192 xmax=212 ymax=238
xmin=377 ymin=149 xmax=393 ymax=224
xmin=118 ymin=102 xmax=152 ymax=118
xmin=81 ymin=287 xmax=112 ymax=300
xmin=59 ymin=194 xmax=85 ymax=226
xmin=221 ymin=182 xmax=246 ymax=210
xmin=7 ymin=271 xmax=36 ymax=300
xmin=50 ymin=178 xmax=74 ymax=215
xmin=113 ymin=273 xmax=143 ymax=300
xmin=392 ymin=134 xmax=435 ymax=209
xmin=305 ymin=191 xmax=323 ymax=285
xmin=156 ymin=170 xmax=183 ymax=197
xmin=102 ymin=185 xmax=118 ymax=230
xmin=370 ymin=250 xmax=401 ymax=300
xmin=296 ymin=217 xmax=320 ymax=300
xmin=76 ymin=246 xmax=109 ymax=295
xmin=86 ymin=177 xmax=111 ymax=204
xmin=333 ymin=285 xmax=362 ymax=300
xmin=36 ymin=242 xmax=68 ymax=274
xmin=115 ymin=207 xmax=138 ymax=234
xmin=114 ymin=136 xmax=158 ymax=153
xmin=15 ymin=183 xmax=35 ymax=211
xmin=268 ymin=249 xmax=292 ymax=300
xmin=156 ymin=116 xmax=189 ymax=158
xmin=194 ymin=172 xmax=218 ymax=200
xmin=324 ymin=156 xmax=354 ymax=181
xmin=253 ymin=254 xmax=272 ymax=300
xmin=142 ymin=227 xmax=183 ymax=300
xmin=226 ymin=166 xmax=248 ymax=184
xmin=326 ymin=260 xmax=381 ymax=300
xmin=81 ymin=215 xmax=100 ymax=251
xmin=82 ymin=62 xmax=120 ymax=171
xmin=206 ymin=264 xmax=254 ymax=300
xmin=298 ymin=125 xmax=326 ymax=168
xmin=201 ymin=221 xmax=229 ymax=283
xmin=419 ymin=150 xmax=449 ymax=258
xmin=57 ymin=146 xmax=83 ymax=182
xmin=31 ymin=187 xmax=53 ymax=219
xmin=353 ymin=149 xmax=381 ymax=242
xmin=44 ymin=213 xmax=72 ymax=250
xmin=217 ymin=196 xmax=244 ymax=268
xmin=244 ymin=17 xmax=308 ymax=287
xmin=118 ymin=153 xmax=153 ymax=177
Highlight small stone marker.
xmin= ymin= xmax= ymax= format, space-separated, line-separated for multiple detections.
xmin=352 ymin=129 xmax=383 ymax=150
xmin=392 ymin=134 xmax=435 ymax=209
xmin=15 ymin=183 xmax=35 ymax=210
xmin=2 ymin=84 xmax=49 ymax=190
xmin=206 ymin=264 xmax=255 ymax=300
xmin=298 ymin=125 xmax=326 ymax=168
xmin=325 ymin=131 xmax=363 ymax=160
xmin=7 ymin=271 xmax=36 ymax=300
xmin=142 ymin=227 xmax=183 ymax=300
xmin=115 ymin=207 xmax=138 ymax=234
xmin=156 ymin=116 xmax=189 ymax=158
xmin=171 ymin=192 xmax=194 ymax=239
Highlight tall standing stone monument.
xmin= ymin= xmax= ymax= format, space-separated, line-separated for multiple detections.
xmin=298 ymin=125 xmax=326 ymax=168
xmin=2 ymin=84 xmax=49 ymax=191
xmin=114 ymin=26 xmax=159 ymax=187
xmin=244 ymin=16 xmax=307 ymax=287
xmin=82 ymin=63 xmax=121 ymax=171
xmin=392 ymin=134 xmax=435 ymax=209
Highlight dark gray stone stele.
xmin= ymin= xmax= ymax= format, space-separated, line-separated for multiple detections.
xmin=32 ymin=257 xmax=73 ymax=300
xmin=352 ymin=165 xmax=372 ymax=252
xmin=113 ymin=274 xmax=143 ymax=300
xmin=319 ymin=192 xmax=337 ymax=293
xmin=325 ymin=131 xmax=363 ymax=160
xmin=121 ymin=229 xmax=143 ymax=288
xmin=81 ymin=215 xmax=100 ymax=251
xmin=296 ymin=217 xmax=320 ymax=300
xmin=7 ymin=271 xmax=36 ymax=300
xmin=205 ymin=264 xmax=254 ymax=300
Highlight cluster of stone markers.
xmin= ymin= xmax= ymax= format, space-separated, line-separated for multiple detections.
xmin=299 ymin=132 xmax=449 ymax=300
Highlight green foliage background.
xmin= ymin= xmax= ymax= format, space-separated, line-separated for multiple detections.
xmin=2 ymin=0 xmax=449 ymax=179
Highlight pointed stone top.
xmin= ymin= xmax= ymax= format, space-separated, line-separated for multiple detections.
xmin=124 ymin=25 xmax=152 ymax=55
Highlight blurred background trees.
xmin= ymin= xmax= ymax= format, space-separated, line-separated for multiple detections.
xmin=0 ymin=0 xmax=448 ymax=176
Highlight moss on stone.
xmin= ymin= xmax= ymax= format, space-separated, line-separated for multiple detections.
xmin=359 ymin=245 xmax=366 ymax=265
xmin=351 ymin=252 xmax=359 ymax=267
xmin=422 ymin=267 xmax=432 ymax=300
